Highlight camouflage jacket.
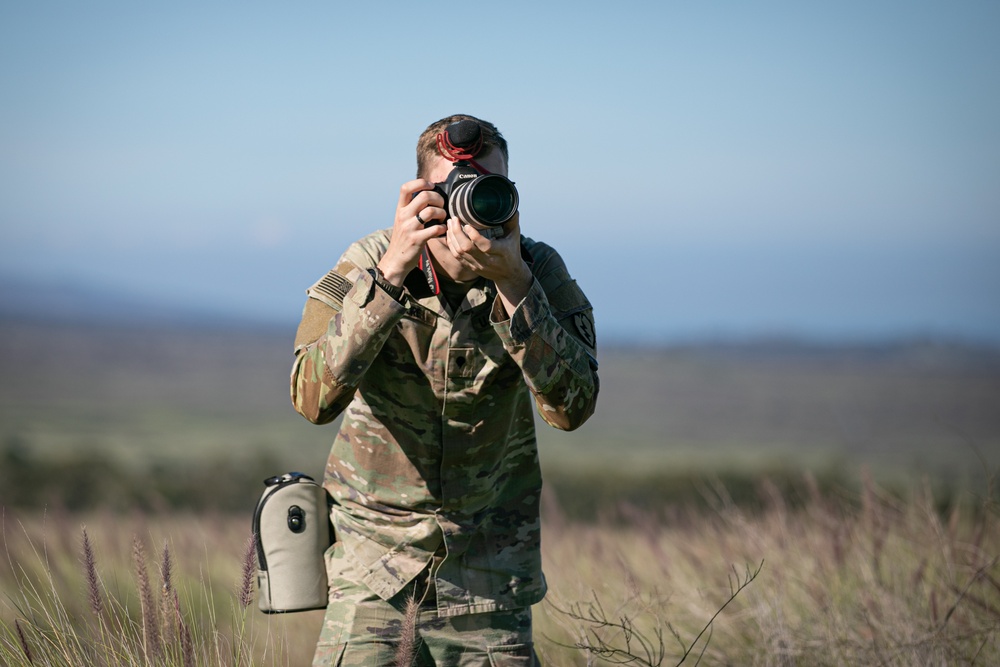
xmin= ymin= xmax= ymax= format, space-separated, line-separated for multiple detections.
xmin=290 ymin=228 xmax=598 ymax=617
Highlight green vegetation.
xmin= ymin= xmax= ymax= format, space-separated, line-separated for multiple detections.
xmin=2 ymin=318 xmax=1000 ymax=663
xmin=3 ymin=475 xmax=998 ymax=665
xmin=2 ymin=320 xmax=998 ymax=513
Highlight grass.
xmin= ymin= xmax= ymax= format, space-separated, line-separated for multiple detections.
xmin=536 ymin=471 xmax=1000 ymax=665
xmin=2 ymin=319 xmax=999 ymax=663
xmin=1 ymin=509 xmax=323 ymax=666
xmin=3 ymin=472 xmax=998 ymax=666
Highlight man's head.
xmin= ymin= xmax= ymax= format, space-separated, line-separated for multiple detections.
xmin=416 ymin=114 xmax=509 ymax=180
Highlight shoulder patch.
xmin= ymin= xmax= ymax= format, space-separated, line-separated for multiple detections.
xmin=308 ymin=270 xmax=353 ymax=310
xmin=573 ymin=310 xmax=597 ymax=349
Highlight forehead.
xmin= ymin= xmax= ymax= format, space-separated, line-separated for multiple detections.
xmin=475 ymin=149 xmax=507 ymax=174
xmin=428 ymin=150 xmax=508 ymax=181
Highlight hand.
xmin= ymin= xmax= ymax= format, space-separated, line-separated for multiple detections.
xmin=377 ymin=179 xmax=448 ymax=285
xmin=445 ymin=213 xmax=532 ymax=315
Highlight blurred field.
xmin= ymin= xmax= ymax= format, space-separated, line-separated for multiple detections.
xmin=1 ymin=317 xmax=999 ymax=513
xmin=3 ymin=476 xmax=998 ymax=665
xmin=3 ymin=317 xmax=1000 ymax=664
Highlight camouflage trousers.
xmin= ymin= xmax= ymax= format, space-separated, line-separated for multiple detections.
xmin=313 ymin=544 xmax=537 ymax=667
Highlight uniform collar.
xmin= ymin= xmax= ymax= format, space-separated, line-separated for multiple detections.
xmin=404 ymin=270 xmax=495 ymax=319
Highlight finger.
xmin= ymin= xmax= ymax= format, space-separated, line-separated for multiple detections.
xmin=412 ymin=188 xmax=445 ymax=209
xmin=461 ymin=223 xmax=495 ymax=252
xmin=397 ymin=179 xmax=434 ymax=209
xmin=413 ymin=223 xmax=447 ymax=244
xmin=504 ymin=211 xmax=520 ymax=233
xmin=406 ymin=190 xmax=446 ymax=228
xmin=408 ymin=188 xmax=446 ymax=211
xmin=446 ymin=218 xmax=476 ymax=254
xmin=414 ymin=205 xmax=447 ymax=226
xmin=448 ymin=241 xmax=482 ymax=271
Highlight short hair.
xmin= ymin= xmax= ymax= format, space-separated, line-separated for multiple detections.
xmin=416 ymin=114 xmax=509 ymax=179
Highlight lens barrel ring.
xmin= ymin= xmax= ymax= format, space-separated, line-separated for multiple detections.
xmin=449 ymin=174 xmax=518 ymax=229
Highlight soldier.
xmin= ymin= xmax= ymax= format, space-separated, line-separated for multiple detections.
xmin=291 ymin=114 xmax=599 ymax=666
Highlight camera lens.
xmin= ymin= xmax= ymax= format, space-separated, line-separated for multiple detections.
xmin=452 ymin=175 xmax=518 ymax=228
xmin=470 ymin=179 xmax=511 ymax=220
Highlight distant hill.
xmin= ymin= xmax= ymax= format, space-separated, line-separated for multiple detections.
xmin=2 ymin=289 xmax=999 ymax=513
xmin=4 ymin=272 xmax=998 ymax=351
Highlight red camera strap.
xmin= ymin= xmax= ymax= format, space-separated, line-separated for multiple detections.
xmin=419 ymin=246 xmax=440 ymax=295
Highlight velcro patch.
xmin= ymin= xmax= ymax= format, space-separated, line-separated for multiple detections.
xmin=309 ymin=270 xmax=353 ymax=309
xmin=573 ymin=311 xmax=597 ymax=349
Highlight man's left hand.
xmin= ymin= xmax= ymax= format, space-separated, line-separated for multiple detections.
xmin=445 ymin=214 xmax=532 ymax=317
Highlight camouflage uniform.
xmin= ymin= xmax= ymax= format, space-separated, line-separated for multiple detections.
xmin=291 ymin=228 xmax=598 ymax=664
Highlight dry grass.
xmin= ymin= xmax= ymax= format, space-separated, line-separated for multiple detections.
xmin=2 ymin=472 xmax=998 ymax=666
xmin=0 ymin=509 xmax=323 ymax=666
xmin=537 ymin=473 xmax=1000 ymax=665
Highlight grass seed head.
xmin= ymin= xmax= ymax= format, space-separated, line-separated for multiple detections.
xmin=15 ymin=619 xmax=34 ymax=664
xmin=237 ymin=533 xmax=256 ymax=609
xmin=81 ymin=527 xmax=104 ymax=618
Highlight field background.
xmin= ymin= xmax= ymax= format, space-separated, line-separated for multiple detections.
xmin=2 ymin=315 xmax=1000 ymax=664
xmin=0 ymin=319 xmax=1000 ymax=512
xmin=1 ymin=316 xmax=998 ymax=514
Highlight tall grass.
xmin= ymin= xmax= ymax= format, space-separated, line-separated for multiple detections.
xmin=2 ymin=472 xmax=998 ymax=666
xmin=0 ymin=510 xmax=323 ymax=666
xmin=537 ymin=472 xmax=1000 ymax=665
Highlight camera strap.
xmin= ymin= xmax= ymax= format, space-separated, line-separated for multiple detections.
xmin=419 ymin=246 xmax=440 ymax=295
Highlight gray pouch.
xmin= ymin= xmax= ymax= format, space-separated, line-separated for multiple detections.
xmin=252 ymin=472 xmax=333 ymax=613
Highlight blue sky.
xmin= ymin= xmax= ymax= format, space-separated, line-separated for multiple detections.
xmin=1 ymin=1 xmax=998 ymax=342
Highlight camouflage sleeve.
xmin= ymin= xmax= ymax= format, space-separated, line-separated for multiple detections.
xmin=290 ymin=258 xmax=406 ymax=425
xmin=491 ymin=248 xmax=599 ymax=431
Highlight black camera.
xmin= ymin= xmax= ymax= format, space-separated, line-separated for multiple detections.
xmin=432 ymin=163 xmax=519 ymax=232
xmin=419 ymin=118 xmax=519 ymax=234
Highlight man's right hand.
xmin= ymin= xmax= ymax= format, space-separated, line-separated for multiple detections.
xmin=376 ymin=179 xmax=447 ymax=286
